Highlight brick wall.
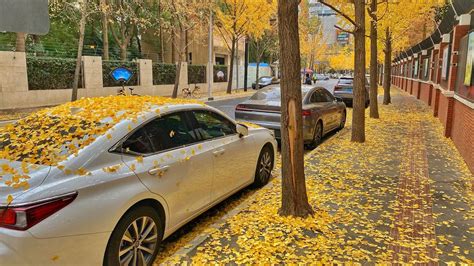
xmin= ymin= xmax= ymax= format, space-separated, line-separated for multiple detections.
xmin=419 ymin=82 xmax=432 ymax=106
xmin=451 ymin=99 xmax=474 ymax=173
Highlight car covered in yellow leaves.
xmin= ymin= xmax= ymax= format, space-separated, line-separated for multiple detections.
xmin=0 ymin=95 xmax=276 ymax=265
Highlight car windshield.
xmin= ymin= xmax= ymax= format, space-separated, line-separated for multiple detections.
xmin=250 ymin=87 xmax=311 ymax=101
xmin=259 ymin=77 xmax=272 ymax=82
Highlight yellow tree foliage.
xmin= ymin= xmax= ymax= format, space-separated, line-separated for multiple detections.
xmin=215 ymin=0 xmax=276 ymax=93
xmin=378 ymin=0 xmax=443 ymax=56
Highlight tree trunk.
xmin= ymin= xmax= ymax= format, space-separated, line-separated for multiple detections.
xmin=369 ymin=0 xmax=379 ymax=119
xmin=255 ymin=60 xmax=260 ymax=89
xmin=120 ymin=44 xmax=127 ymax=61
xmin=383 ymin=27 xmax=392 ymax=105
xmin=277 ymin=0 xmax=314 ymax=218
xmin=226 ymin=38 xmax=236 ymax=94
xmin=100 ymin=0 xmax=109 ymax=60
xmin=351 ymin=0 xmax=366 ymax=143
xmin=172 ymin=29 xmax=186 ymax=98
xmin=15 ymin=33 xmax=26 ymax=52
xmin=72 ymin=0 xmax=88 ymax=102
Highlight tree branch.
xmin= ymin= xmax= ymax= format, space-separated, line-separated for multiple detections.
xmin=334 ymin=25 xmax=355 ymax=35
xmin=320 ymin=0 xmax=356 ymax=26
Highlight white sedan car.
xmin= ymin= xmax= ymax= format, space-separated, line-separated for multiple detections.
xmin=0 ymin=96 xmax=276 ymax=265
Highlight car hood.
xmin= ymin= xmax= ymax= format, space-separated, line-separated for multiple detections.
xmin=0 ymin=159 xmax=51 ymax=205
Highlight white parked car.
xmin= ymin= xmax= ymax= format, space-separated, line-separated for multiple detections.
xmin=0 ymin=97 xmax=276 ymax=265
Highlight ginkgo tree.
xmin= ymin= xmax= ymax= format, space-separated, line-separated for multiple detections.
xmin=319 ymin=0 xmax=367 ymax=143
xmin=377 ymin=0 xmax=441 ymax=104
xmin=215 ymin=0 xmax=275 ymax=94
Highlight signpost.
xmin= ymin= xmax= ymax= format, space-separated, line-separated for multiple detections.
xmin=111 ymin=67 xmax=134 ymax=95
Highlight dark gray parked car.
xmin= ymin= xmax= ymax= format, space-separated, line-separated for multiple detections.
xmin=252 ymin=76 xmax=279 ymax=89
xmin=235 ymin=85 xmax=346 ymax=148
xmin=333 ymin=76 xmax=370 ymax=108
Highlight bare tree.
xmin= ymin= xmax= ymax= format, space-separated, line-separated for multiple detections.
xmin=100 ymin=0 xmax=109 ymax=60
xmin=72 ymin=0 xmax=89 ymax=102
xmin=278 ymin=0 xmax=314 ymax=218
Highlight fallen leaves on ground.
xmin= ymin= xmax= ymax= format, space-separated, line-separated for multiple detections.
xmin=159 ymin=88 xmax=473 ymax=264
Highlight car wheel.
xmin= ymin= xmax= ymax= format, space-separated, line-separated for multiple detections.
xmin=252 ymin=145 xmax=274 ymax=187
xmin=308 ymin=121 xmax=323 ymax=149
xmin=339 ymin=111 xmax=346 ymax=130
xmin=104 ymin=206 xmax=163 ymax=266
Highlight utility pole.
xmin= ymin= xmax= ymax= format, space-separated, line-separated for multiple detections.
xmin=244 ymin=37 xmax=249 ymax=91
xmin=236 ymin=39 xmax=239 ymax=90
xmin=207 ymin=3 xmax=214 ymax=101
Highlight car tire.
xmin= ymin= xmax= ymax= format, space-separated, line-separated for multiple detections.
xmin=307 ymin=121 xmax=323 ymax=149
xmin=339 ymin=111 xmax=346 ymax=130
xmin=252 ymin=145 xmax=274 ymax=187
xmin=104 ymin=206 xmax=164 ymax=266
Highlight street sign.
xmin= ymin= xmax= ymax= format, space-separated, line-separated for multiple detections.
xmin=111 ymin=67 xmax=133 ymax=83
xmin=0 ymin=0 xmax=50 ymax=35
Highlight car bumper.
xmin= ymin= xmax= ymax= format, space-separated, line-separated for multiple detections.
xmin=0 ymin=228 xmax=110 ymax=265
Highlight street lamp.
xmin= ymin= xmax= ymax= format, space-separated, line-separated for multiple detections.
xmin=207 ymin=2 xmax=214 ymax=101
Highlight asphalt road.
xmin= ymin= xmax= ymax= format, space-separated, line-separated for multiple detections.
xmin=207 ymin=79 xmax=338 ymax=118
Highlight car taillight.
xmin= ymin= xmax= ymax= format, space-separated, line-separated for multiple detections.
xmin=236 ymin=104 xmax=249 ymax=111
xmin=302 ymin=109 xmax=311 ymax=117
xmin=0 ymin=192 xmax=77 ymax=230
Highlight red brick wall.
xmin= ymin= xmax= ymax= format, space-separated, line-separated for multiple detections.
xmin=451 ymin=100 xmax=474 ymax=173
xmin=412 ymin=80 xmax=420 ymax=98
xmin=432 ymin=88 xmax=440 ymax=117
xmin=419 ymin=82 xmax=432 ymax=105
xmin=438 ymin=94 xmax=450 ymax=132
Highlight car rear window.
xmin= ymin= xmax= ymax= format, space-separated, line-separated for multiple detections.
xmin=334 ymin=87 xmax=353 ymax=92
xmin=338 ymin=78 xmax=353 ymax=85
xmin=250 ymin=87 xmax=311 ymax=101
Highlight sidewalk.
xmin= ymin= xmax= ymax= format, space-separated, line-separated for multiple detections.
xmin=156 ymin=88 xmax=473 ymax=264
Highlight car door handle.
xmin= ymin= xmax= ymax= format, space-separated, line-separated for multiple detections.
xmin=212 ymin=149 xmax=225 ymax=157
xmin=148 ymin=165 xmax=170 ymax=176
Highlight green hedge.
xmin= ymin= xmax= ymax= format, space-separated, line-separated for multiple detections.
xmin=188 ymin=65 xmax=207 ymax=84
xmin=103 ymin=60 xmax=139 ymax=87
xmin=153 ymin=63 xmax=176 ymax=85
xmin=213 ymin=65 xmax=228 ymax=82
xmin=27 ymin=57 xmax=81 ymax=90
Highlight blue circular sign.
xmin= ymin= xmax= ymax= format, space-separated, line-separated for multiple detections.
xmin=110 ymin=67 xmax=133 ymax=83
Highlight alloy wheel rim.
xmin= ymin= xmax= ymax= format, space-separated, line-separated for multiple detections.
xmin=259 ymin=151 xmax=272 ymax=182
xmin=315 ymin=124 xmax=322 ymax=143
xmin=119 ymin=216 xmax=158 ymax=266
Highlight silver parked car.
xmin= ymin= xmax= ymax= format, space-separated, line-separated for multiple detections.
xmin=0 ymin=96 xmax=277 ymax=265
xmin=333 ymin=76 xmax=370 ymax=108
xmin=235 ymin=86 xmax=346 ymax=148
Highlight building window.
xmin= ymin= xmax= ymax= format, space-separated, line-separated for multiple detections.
xmin=215 ymin=56 xmax=226 ymax=65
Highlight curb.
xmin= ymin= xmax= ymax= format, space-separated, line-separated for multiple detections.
xmin=166 ymin=127 xmax=351 ymax=262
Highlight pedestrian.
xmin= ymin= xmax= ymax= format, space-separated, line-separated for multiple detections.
xmin=312 ymin=74 xmax=317 ymax=84
xmin=304 ymin=73 xmax=312 ymax=85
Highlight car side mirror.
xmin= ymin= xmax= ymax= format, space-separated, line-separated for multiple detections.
xmin=236 ymin=123 xmax=249 ymax=137
xmin=335 ymin=97 xmax=343 ymax=102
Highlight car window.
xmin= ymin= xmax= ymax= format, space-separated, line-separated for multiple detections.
xmin=121 ymin=112 xmax=197 ymax=154
xmin=251 ymin=87 xmax=311 ymax=101
xmin=310 ymin=90 xmax=329 ymax=103
xmin=321 ymin=89 xmax=335 ymax=101
xmin=121 ymin=127 xmax=154 ymax=154
xmin=259 ymin=77 xmax=272 ymax=82
xmin=192 ymin=110 xmax=236 ymax=140
xmin=338 ymin=78 xmax=353 ymax=85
